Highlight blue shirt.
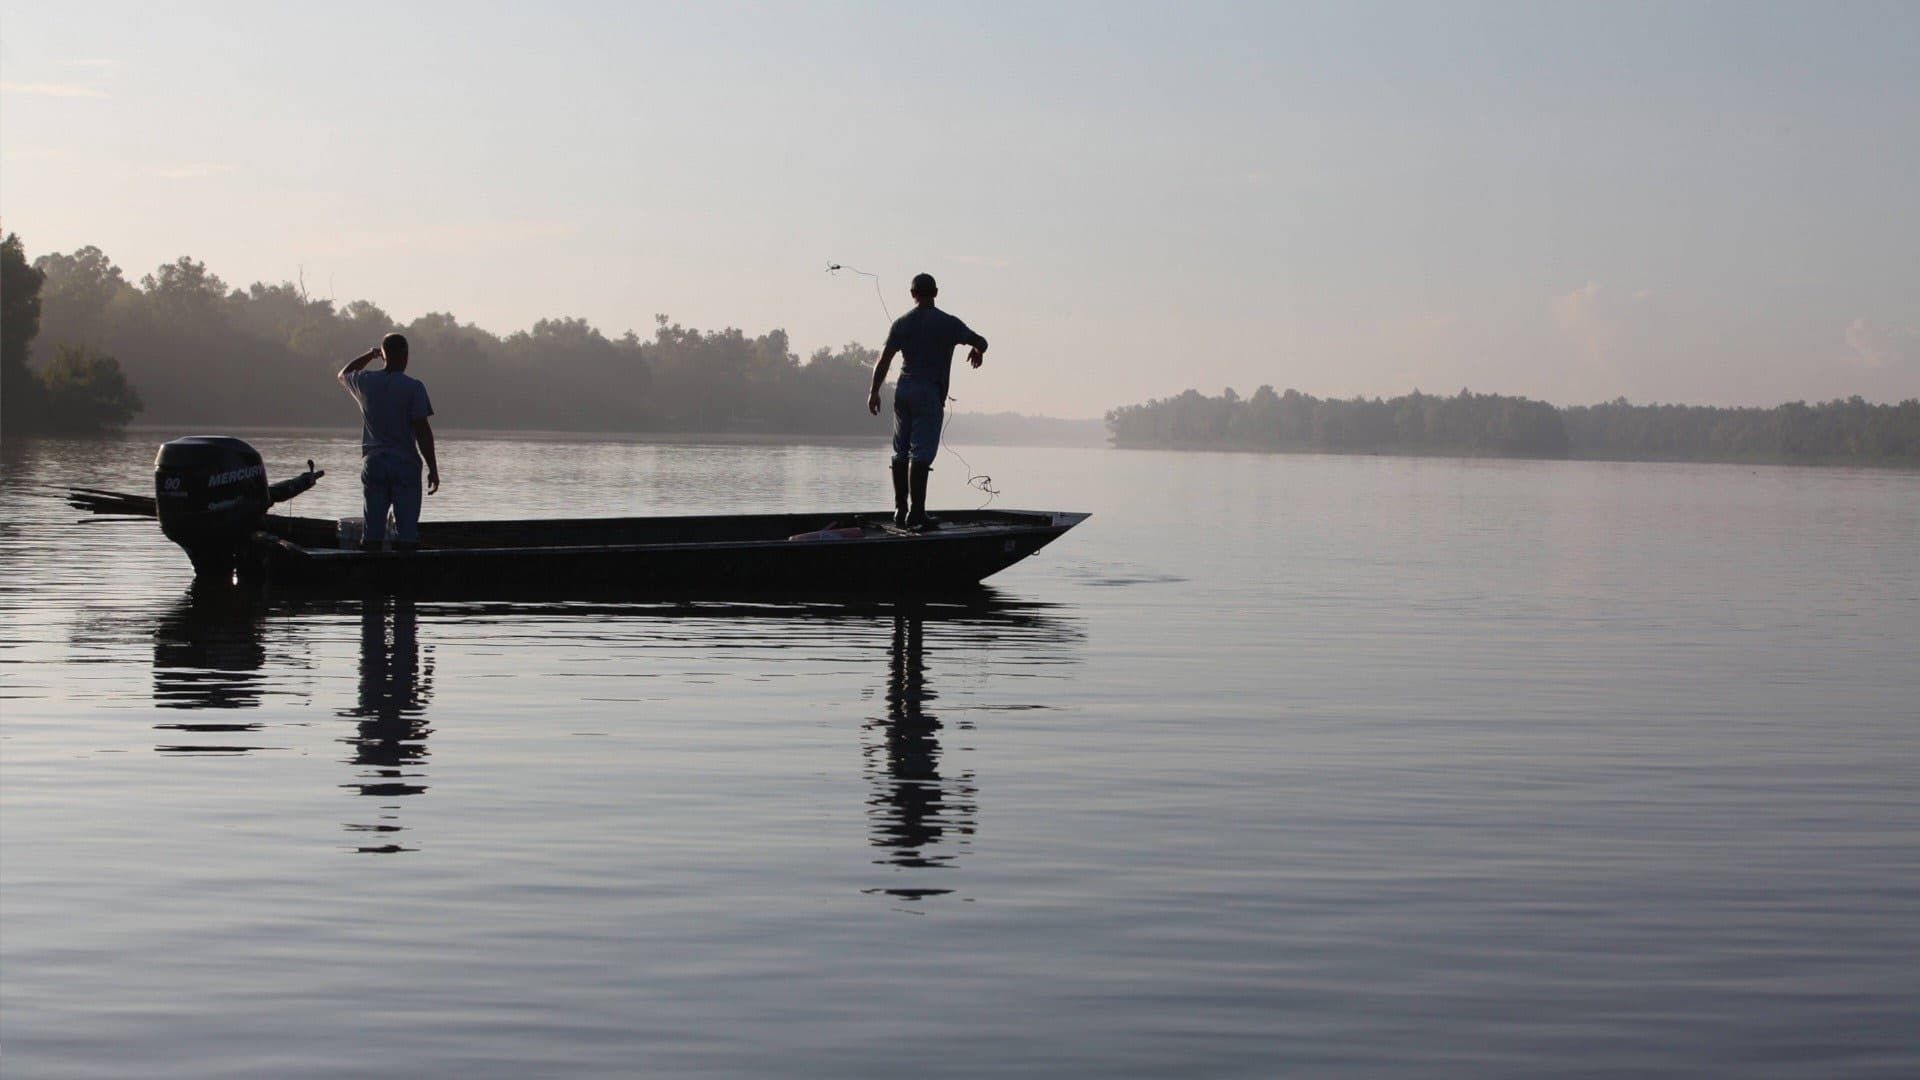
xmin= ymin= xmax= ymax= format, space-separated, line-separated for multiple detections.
xmin=341 ymin=369 xmax=433 ymax=465
xmin=884 ymin=306 xmax=987 ymax=396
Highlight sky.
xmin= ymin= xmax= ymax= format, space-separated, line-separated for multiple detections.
xmin=2 ymin=1 xmax=1915 ymax=417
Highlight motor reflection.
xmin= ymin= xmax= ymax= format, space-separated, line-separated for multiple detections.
xmin=152 ymin=585 xmax=269 ymax=712
xmin=864 ymin=610 xmax=979 ymax=901
xmin=340 ymin=596 xmax=435 ymax=853
xmin=150 ymin=585 xmax=273 ymax=752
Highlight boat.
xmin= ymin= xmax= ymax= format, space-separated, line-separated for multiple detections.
xmin=69 ymin=436 xmax=1089 ymax=595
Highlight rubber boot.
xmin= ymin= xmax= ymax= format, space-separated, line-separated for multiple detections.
xmin=906 ymin=463 xmax=933 ymax=531
xmin=890 ymin=461 xmax=910 ymax=528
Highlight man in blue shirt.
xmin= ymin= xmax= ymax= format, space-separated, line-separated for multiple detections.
xmin=865 ymin=273 xmax=989 ymax=529
xmin=337 ymin=333 xmax=440 ymax=551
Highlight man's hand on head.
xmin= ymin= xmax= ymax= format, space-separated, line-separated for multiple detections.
xmin=339 ymin=347 xmax=381 ymax=382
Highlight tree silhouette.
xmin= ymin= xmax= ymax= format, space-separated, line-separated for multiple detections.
xmin=1108 ymin=387 xmax=1916 ymax=466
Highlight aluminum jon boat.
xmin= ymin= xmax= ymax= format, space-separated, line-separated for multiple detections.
xmin=242 ymin=509 xmax=1088 ymax=593
xmin=68 ymin=436 xmax=1089 ymax=595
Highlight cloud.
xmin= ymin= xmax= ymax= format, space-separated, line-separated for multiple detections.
xmin=1551 ymin=281 xmax=1603 ymax=327
xmin=1546 ymin=284 xmax=1914 ymax=404
xmin=1550 ymin=281 xmax=1641 ymax=366
xmin=945 ymin=254 xmax=1013 ymax=269
xmin=1842 ymin=318 xmax=1919 ymax=371
xmin=0 ymin=81 xmax=108 ymax=99
xmin=1548 ymin=282 xmax=1706 ymax=401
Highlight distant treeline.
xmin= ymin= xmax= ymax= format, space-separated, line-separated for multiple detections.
xmin=1106 ymin=387 xmax=1920 ymax=467
xmin=3 ymin=234 xmax=145 ymax=434
xmin=943 ymin=411 xmax=1107 ymax=447
xmin=4 ymin=236 xmax=883 ymax=435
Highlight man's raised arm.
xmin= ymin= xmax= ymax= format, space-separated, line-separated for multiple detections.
xmin=338 ymin=346 xmax=381 ymax=386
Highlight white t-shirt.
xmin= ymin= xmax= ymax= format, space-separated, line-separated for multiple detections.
xmin=342 ymin=369 xmax=433 ymax=464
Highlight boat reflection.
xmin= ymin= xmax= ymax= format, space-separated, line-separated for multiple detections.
xmin=864 ymin=611 xmax=977 ymax=900
xmin=150 ymin=586 xmax=274 ymax=751
xmin=152 ymin=585 xmax=270 ymax=711
xmin=339 ymin=597 xmax=435 ymax=853
xmin=141 ymin=587 xmax=1078 ymax=876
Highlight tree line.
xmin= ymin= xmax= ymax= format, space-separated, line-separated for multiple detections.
xmin=10 ymin=232 xmax=1913 ymax=464
xmin=2 ymin=234 xmax=883 ymax=436
xmin=1106 ymin=386 xmax=1920 ymax=467
xmin=3 ymin=234 xmax=145 ymax=434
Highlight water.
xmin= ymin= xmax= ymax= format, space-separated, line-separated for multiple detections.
xmin=3 ymin=432 xmax=1917 ymax=1078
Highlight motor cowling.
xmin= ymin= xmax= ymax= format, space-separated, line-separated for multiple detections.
xmin=155 ymin=436 xmax=274 ymax=579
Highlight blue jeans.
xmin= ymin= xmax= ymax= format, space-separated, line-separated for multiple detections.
xmin=362 ymin=453 xmax=423 ymax=542
xmin=891 ymin=377 xmax=946 ymax=466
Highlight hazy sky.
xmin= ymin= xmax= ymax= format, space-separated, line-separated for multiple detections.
xmin=3 ymin=2 xmax=1915 ymax=416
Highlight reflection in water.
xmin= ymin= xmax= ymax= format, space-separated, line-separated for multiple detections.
xmin=152 ymin=587 xmax=269 ymax=712
xmin=133 ymin=586 xmax=1075 ymax=868
xmin=150 ymin=586 xmax=272 ymax=752
xmin=340 ymin=597 xmax=435 ymax=853
xmin=865 ymin=611 xmax=978 ymax=901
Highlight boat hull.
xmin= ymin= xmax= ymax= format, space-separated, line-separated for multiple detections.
xmin=241 ymin=509 xmax=1088 ymax=596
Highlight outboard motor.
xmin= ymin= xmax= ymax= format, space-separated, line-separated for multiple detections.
xmin=154 ymin=436 xmax=323 ymax=579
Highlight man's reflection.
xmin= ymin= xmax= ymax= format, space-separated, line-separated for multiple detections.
xmin=340 ymin=596 xmax=434 ymax=853
xmin=865 ymin=611 xmax=977 ymax=900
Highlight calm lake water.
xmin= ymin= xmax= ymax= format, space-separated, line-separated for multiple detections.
xmin=2 ymin=432 xmax=1917 ymax=1078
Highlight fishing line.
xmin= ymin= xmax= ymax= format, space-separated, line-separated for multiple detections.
xmin=825 ymin=263 xmax=891 ymax=321
xmin=827 ymin=262 xmax=1001 ymax=508
xmin=933 ymin=400 xmax=1000 ymax=508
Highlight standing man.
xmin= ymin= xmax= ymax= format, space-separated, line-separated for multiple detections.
xmin=866 ymin=273 xmax=988 ymax=530
xmin=338 ymin=333 xmax=439 ymax=551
